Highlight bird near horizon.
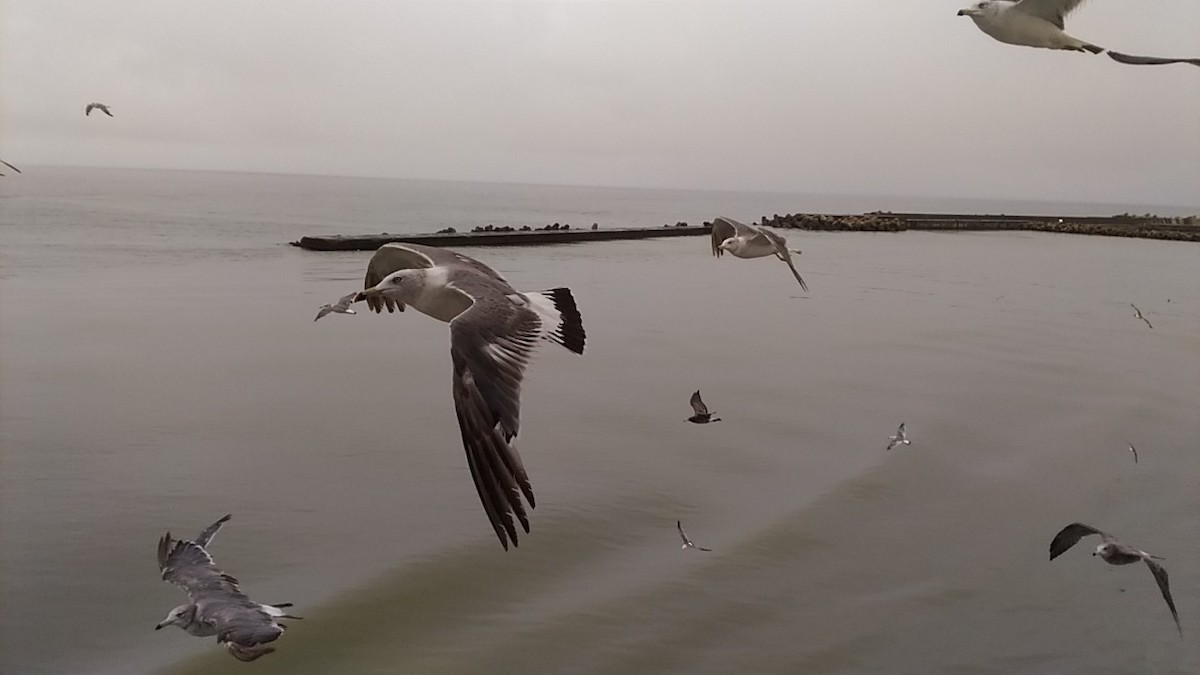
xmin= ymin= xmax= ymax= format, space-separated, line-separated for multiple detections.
xmin=156 ymin=515 xmax=301 ymax=662
xmin=85 ymin=102 xmax=113 ymax=117
xmin=677 ymin=521 xmax=712 ymax=552
xmin=313 ymin=291 xmax=358 ymax=321
xmin=686 ymin=390 xmax=721 ymax=424
xmin=885 ymin=423 xmax=910 ymax=451
xmin=348 ymin=242 xmax=585 ymax=550
xmin=710 ymin=216 xmax=808 ymax=292
xmin=1049 ymin=522 xmax=1181 ymax=636
xmin=957 ymin=1 xmax=1200 ymax=67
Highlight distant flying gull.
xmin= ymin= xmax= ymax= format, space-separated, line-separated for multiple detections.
xmin=351 ymin=243 xmax=585 ymax=550
xmin=885 ymin=423 xmax=910 ymax=451
xmin=85 ymin=102 xmax=113 ymax=117
xmin=686 ymin=390 xmax=721 ymax=424
xmin=313 ymin=291 xmax=358 ymax=321
xmin=710 ymin=216 xmax=808 ymax=291
xmin=1127 ymin=442 xmax=1138 ymax=464
xmin=1130 ymin=304 xmax=1153 ymax=329
xmin=156 ymin=515 xmax=301 ymax=662
xmin=677 ymin=521 xmax=712 ymax=552
xmin=1049 ymin=522 xmax=1181 ymax=636
xmin=0 ymin=159 xmax=21 ymax=176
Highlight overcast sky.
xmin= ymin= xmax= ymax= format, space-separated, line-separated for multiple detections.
xmin=2 ymin=1 xmax=1198 ymax=207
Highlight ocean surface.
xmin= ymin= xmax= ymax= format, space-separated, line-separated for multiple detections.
xmin=1 ymin=167 xmax=1197 ymax=674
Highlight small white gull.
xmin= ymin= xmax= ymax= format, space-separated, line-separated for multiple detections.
xmin=1130 ymin=303 xmax=1153 ymax=329
xmin=710 ymin=217 xmax=807 ymax=291
xmin=677 ymin=521 xmax=712 ymax=552
xmin=156 ymin=515 xmax=300 ymax=662
xmin=352 ymin=242 xmax=585 ymax=550
xmin=313 ymin=291 xmax=358 ymax=321
xmin=885 ymin=423 xmax=910 ymax=451
xmin=1049 ymin=522 xmax=1180 ymax=636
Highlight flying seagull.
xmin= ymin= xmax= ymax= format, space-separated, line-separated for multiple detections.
xmin=313 ymin=291 xmax=358 ymax=321
xmin=1127 ymin=442 xmax=1138 ymax=464
xmin=885 ymin=423 xmax=910 ymax=451
xmin=85 ymin=102 xmax=113 ymax=117
xmin=686 ymin=390 xmax=721 ymax=424
xmin=710 ymin=216 xmax=808 ymax=291
xmin=1130 ymin=304 xmax=1152 ymax=329
xmin=350 ymin=242 xmax=585 ymax=550
xmin=156 ymin=515 xmax=301 ymax=662
xmin=1049 ymin=522 xmax=1181 ymax=636
xmin=677 ymin=521 xmax=712 ymax=552
xmin=957 ymin=1 xmax=1102 ymax=53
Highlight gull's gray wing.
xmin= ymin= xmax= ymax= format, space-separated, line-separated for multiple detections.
xmin=677 ymin=521 xmax=711 ymax=551
xmin=1048 ymin=522 xmax=1105 ymax=560
xmin=1143 ymin=557 xmax=1182 ymax=636
xmin=0 ymin=160 xmax=20 ymax=174
xmin=194 ymin=514 xmax=232 ymax=549
xmin=689 ymin=390 xmax=709 ymax=416
xmin=86 ymin=103 xmax=95 ymax=115
xmin=448 ymin=275 xmax=541 ymax=550
xmin=362 ymin=243 xmax=505 ymax=313
xmin=710 ymin=216 xmax=761 ymax=257
xmin=158 ymin=531 xmax=284 ymax=655
xmin=1128 ymin=443 xmax=1138 ymax=464
xmin=758 ymin=227 xmax=808 ymax=291
xmin=1012 ymin=0 xmax=1087 ymax=29
xmin=1108 ymin=51 xmax=1200 ymax=67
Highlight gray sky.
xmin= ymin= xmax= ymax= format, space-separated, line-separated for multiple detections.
xmin=3 ymin=1 xmax=1198 ymax=207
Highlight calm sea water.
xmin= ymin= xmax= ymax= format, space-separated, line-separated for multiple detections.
xmin=1 ymin=168 xmax=1197 ymax=674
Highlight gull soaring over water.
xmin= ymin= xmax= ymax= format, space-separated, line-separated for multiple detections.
xmin=686 ymin=390 xmax=721 ymax=424
xmin=710 ymin=217 xmax=808 ymax=291
xmin=677 ymin=521 xmax=712 ymax=552
xmin=156 ymin=515 xmax=300 ymax=662
xmin=85 ymin=102 xmax=113 ymax=117
xmin=1127 ymin=442 xmax=1138 ymax=464
xmin=314 ymin=291 xmax=358 ymax=321
xmin=1049 ymin=522 xmax=1181 ymax=636
xmin=885 ymin=423 xmax=910 ymax=451
xmin=352 ymin=243 xmax=585 ymax=550
xmin=1130 ymin=303 xmax=1153 ymax=329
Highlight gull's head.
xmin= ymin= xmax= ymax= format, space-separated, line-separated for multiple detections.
xmin=360 ymin=269 xmax=420 ymax=300
xmin=957 ymin=1 xmax=990 ymax=17
xmin=718 ymin=237 xmax=738 ymax=253
xmin=1093 ymin=543 xmax=1111 ymax=558
xmin=156 ymin=605 xmax=190 ymax=631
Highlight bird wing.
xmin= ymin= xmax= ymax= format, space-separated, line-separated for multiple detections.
xmin=1012 ymin=0 xmax=1088 ymax=30
xmin=361 ymin=243 xmax=505 ymax=313
xmin=0 ymin=160 xmax=21 ymax=174
xmin=677 ymin=520 xmax=690 ymax=545
xmin=757 ymin=227 xmax=809 ymax=291
xmin=1143 ymin=557 xmax=1182 ymax=636
xmin=689 ymin=390 xmax=709 ymax=416
xmin=1107 ymin=51 xmax=1200 ymax=67
xmin=1048 ymin=522 xmax=1104 ymax=560
xmin=448 ymin=278 xmax=543 ymax=549
xmin=158 ymin=534 xmax=284 ymax=650
xmin=194 ymin=514 xmax=232 ymax=549
xmin=86 ymin=103 xmax=95 ymax=115
xmin=710 ymin=216 xmax=760 ymax=257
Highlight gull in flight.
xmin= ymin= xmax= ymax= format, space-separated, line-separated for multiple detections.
xmin=351 ymin=243 xmax=585 ymax=550
xmin=1127 ymin=442 xmax=1138 ymax=464
xmin=1130 ymin=304 xmax=1153 ymax=329
xmin=85 ymin=102 xmax=114 ymax=117
xmin=677 ymin=521 xmax=712 ymax=552
xmin=313 ymin=291 xmax=358 ymax=321
xmin=686 ymin=390 xmax=721 ymax=424
xmin=885 ymin=423 xmax=910 ymax=451
xmin=958 ymin=1 xmax=1200 ymax=66
xmin=1049 ymin=522 xmax=1181 ymax=636
xmin=156 ymin=515 xmax=301 ymax=662
xmin=710 ymin=216 xmax=807 ymax=291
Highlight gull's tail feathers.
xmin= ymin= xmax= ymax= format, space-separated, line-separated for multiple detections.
xmin=523 ymin=288 xmax=586 ymax=355
xmin=1107 ymin=50 xmax=1200 ymax=67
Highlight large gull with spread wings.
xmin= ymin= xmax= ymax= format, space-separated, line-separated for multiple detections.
xmin=346 ymin=242 xmax=586 ymax=550
xmin=156 ymin=515 xmax=300 ymax=662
